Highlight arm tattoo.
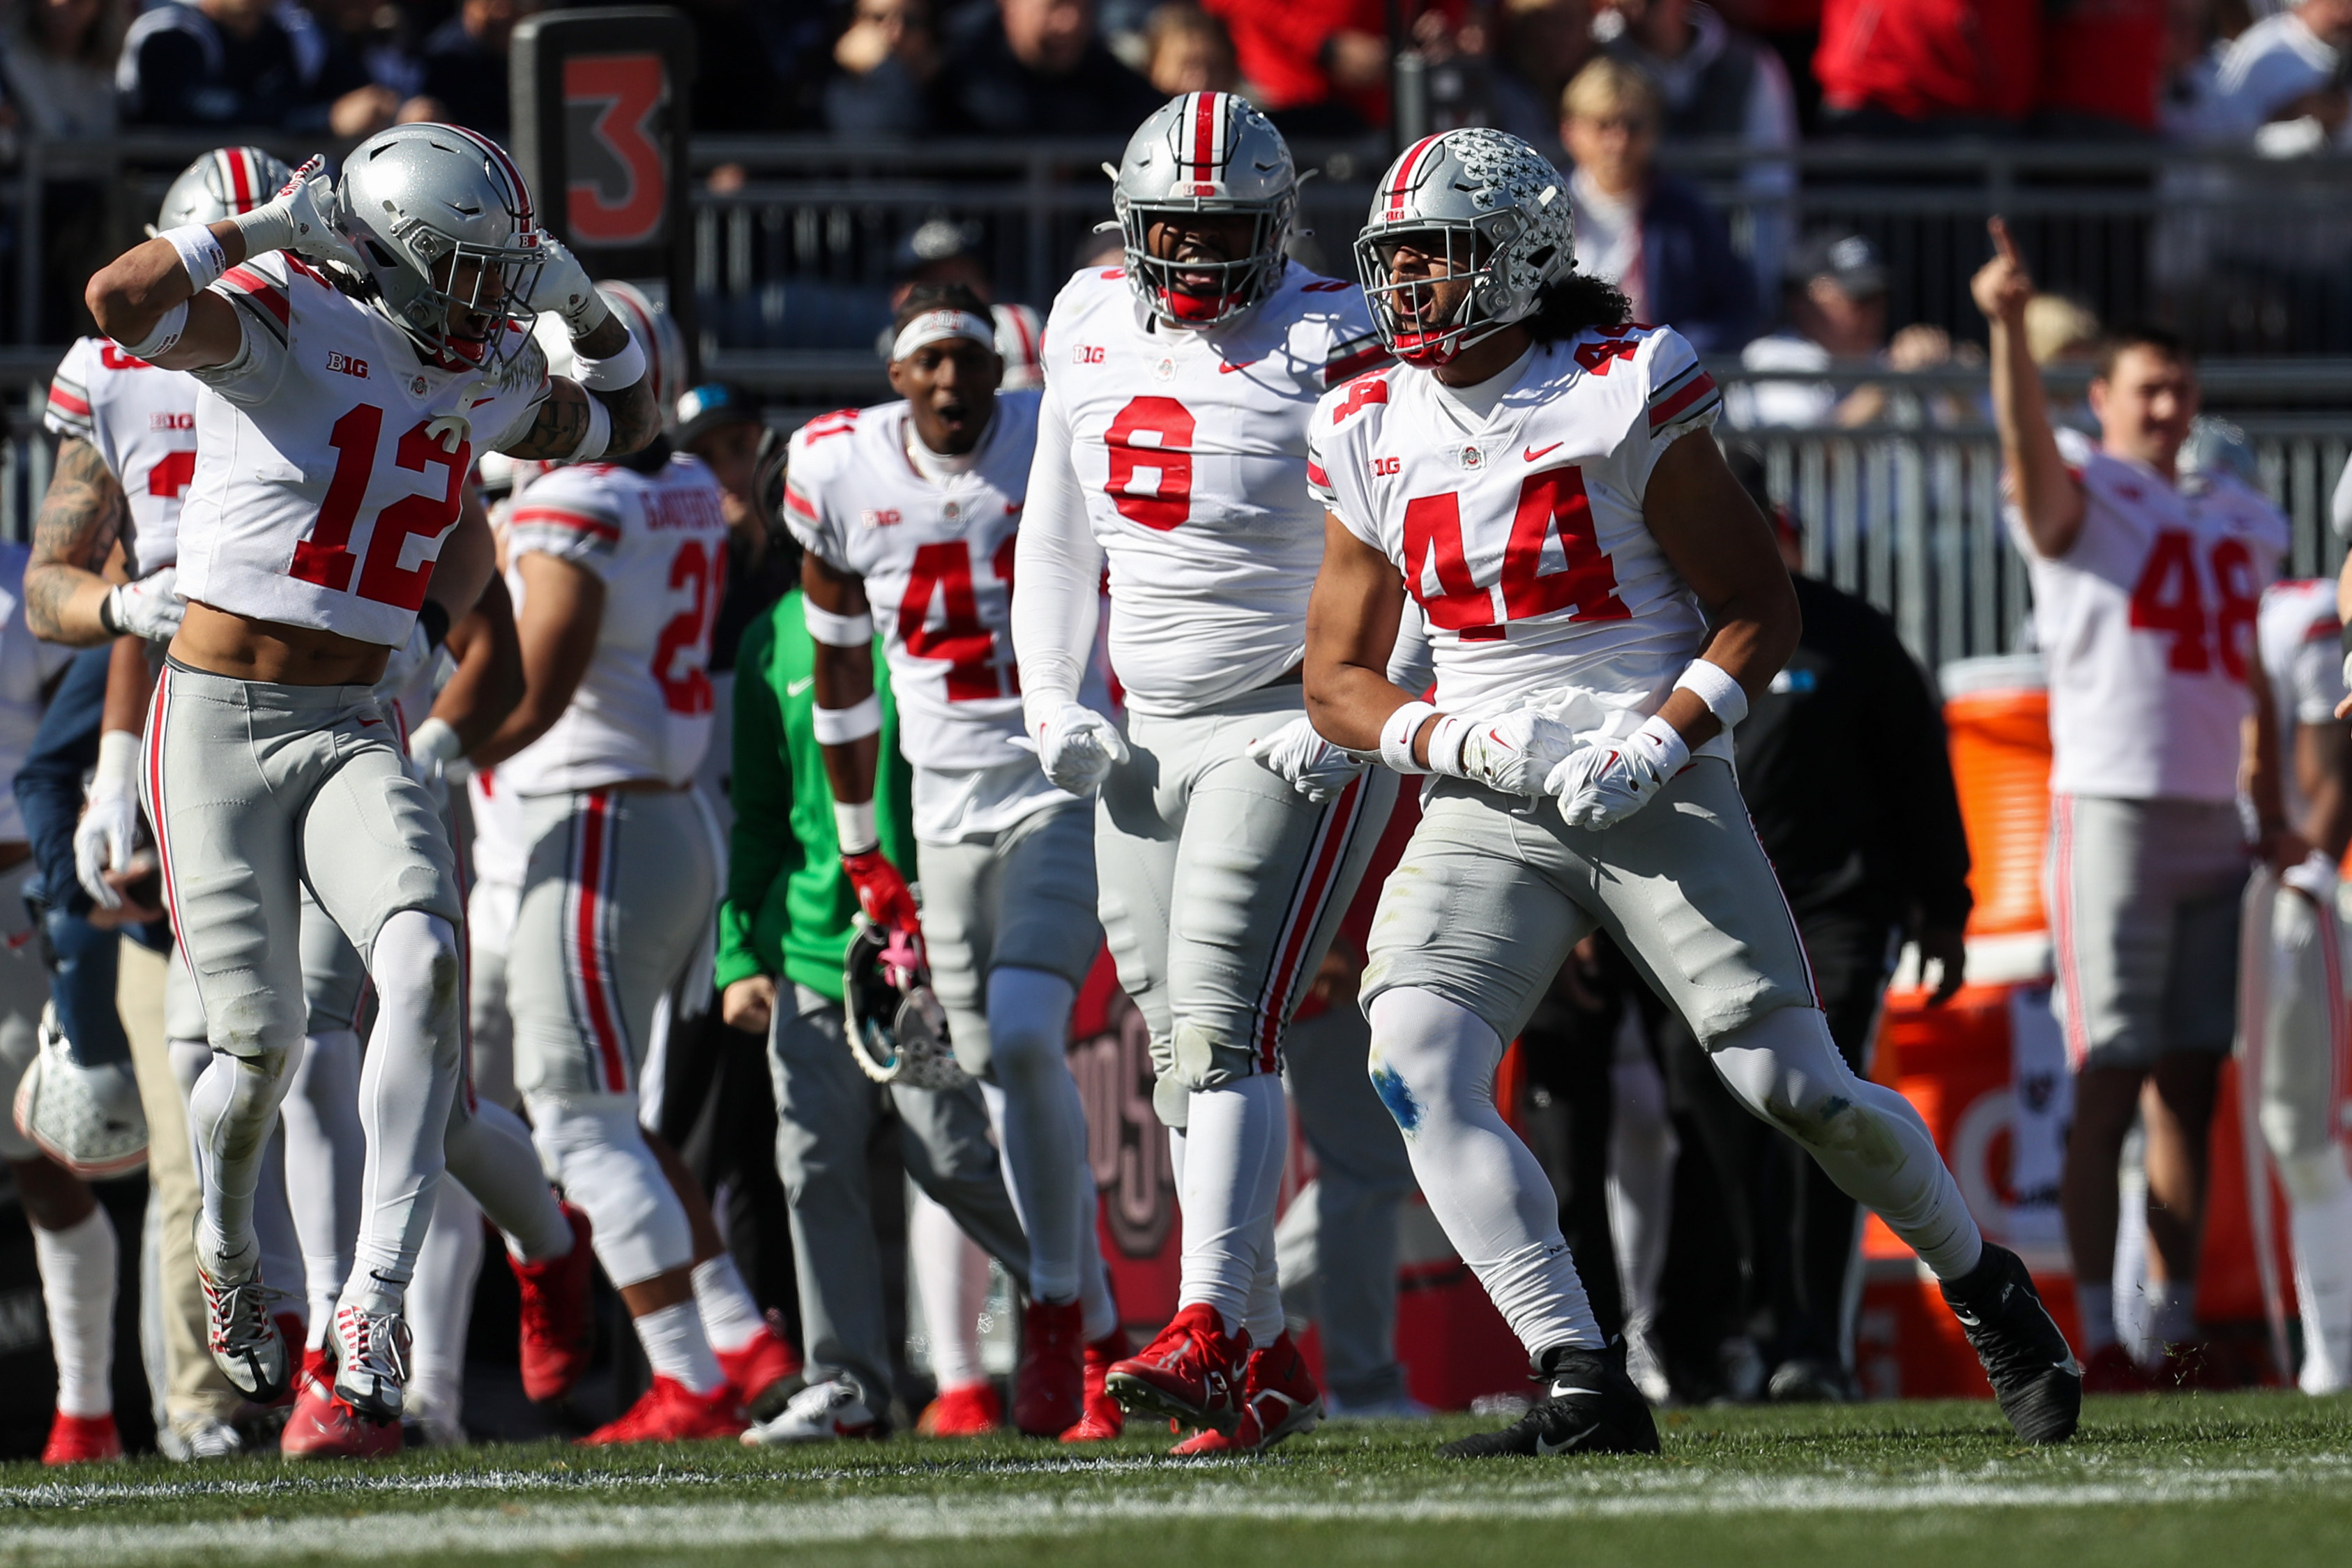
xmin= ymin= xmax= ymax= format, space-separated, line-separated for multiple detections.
xmin=600 ymin=379 xmax=662 ymax=458
xmin=26 ymin=439 xmax=125 ymax=639
xmin=498 ymin=381 xmax=591 ymax=461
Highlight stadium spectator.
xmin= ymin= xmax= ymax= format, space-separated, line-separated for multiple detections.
xmin=676 ymin=0 xmax=799 ymax=134
xmin=2202 ymin=0 xmax=2352 ymax=146
xmin=1975 ymin=218 xmax=2293 ymax=1391
xmin=1202 ymin=0 xmax=1388 ymax=130
xmin=3 ymin=0 xmax=123 ymax=139
xmin=116 ymin=0 xmax=321 ymax=129
xmin=2038 ymin=0 xmax=2169 ymax=135
xmin=1485 ymin=0 xmax=1595 ymax=166
xmin=308 ymin=0 xmax=425 ymax=139
xmin=408 ymin=0 xmax=543 ymax=138
xmin=1814 ymin=0 xmax=2041 ymax=134
xmin=2160 ymin=0 xmax=2238 ymax=141
xmin=1143 ymin=2 xmax=1238 ymax=96
xmin=1558 ymin=58 xmax=1757 ymax=351
xmin=1729 ymin=229 xmax=1971 ymax=427
xmin=936 ymin=0 xmax=1160 ymax=137
xmin=824 ymin=0 xmax=941 ymax=138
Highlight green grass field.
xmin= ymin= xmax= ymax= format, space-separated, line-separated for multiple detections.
xmin=4 ymin=1394 xmax=2349 ymax=1567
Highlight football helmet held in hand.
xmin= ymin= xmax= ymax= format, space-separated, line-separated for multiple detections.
xmin=843 ymin=921 xmax=968 ymax=1090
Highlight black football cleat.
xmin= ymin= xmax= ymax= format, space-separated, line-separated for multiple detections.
xmin=1439 ymin=1340 xmax=1660 ymax=1459
xmin=1941 ymin=1241 xmax=2082 ymax=1445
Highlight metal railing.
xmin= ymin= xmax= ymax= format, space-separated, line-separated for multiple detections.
xmin=15 ymin=132 xmax=2352 ymax=358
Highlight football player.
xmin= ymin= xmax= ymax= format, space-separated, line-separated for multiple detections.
xmin=1303 ymin=128 xmax=2080 ymax=1454
xmin=462 ymin=312 xmax=758 ymax=1443
xmin=1008 ymin=91 xmax=1400 ymax=1452
xmin=784 ymin=284 xmax=1123 ymax=1438
xmin=83 ymin=122 xmax=656 ymax=1427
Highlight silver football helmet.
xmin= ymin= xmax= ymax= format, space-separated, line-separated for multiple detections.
xmin=1111 ymin=91 xmax=1296 ymax=326
xmin=333 ymin=122 xmax=545 ymax=367
xmin=842 ymin=922 xmax=968 ymax=1090
xmin=148 ymin=146 xmax=296 ymax=236
xmin=533 ymin=280 xmax=686 ymax=434
xmin=13 ymin=1004 xmax=147 ymax=1178
xmin=1354 ymin=128 xmax=1575 ymax=367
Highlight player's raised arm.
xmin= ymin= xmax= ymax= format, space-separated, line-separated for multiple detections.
xmin=1973 ymin=217 xmax=2084 ymax=558
xmin=494 ymin=241 xmax=660 ymax=463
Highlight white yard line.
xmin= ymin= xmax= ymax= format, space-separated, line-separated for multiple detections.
xmin=3 ymin=1456 xmax=2349 ymax=1564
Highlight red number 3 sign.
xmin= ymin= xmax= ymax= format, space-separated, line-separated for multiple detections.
xmin=565 ymin=53 xmax=668 ymax=246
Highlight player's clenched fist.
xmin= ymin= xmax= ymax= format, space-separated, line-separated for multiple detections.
xmin=1549 ymin=715 xmax=1690 ymax=830
xmin=1247 ymin=715 xmax=1367 ymax=803
xmin=1970 ymin=217 xmax=2034 ymax=325
xmin=842 ymin=846 xmax=921 ymax=936
xmin=1443 ymin=707 xmax=1579 ymax=796
xmin=230 ymin=155 xmax=363 ymax=275
xmin=1023 ymin=701 xmax=1129 ymax=793
xmin=524 ymin=234 xmax=610 ymax=339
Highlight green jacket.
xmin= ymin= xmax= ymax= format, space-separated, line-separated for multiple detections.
xmin=715 ymin=588 xmax=913 ymax=1002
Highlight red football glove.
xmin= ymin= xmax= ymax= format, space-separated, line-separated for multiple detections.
xmin=842 ymin=847 xmax=921 ymax=937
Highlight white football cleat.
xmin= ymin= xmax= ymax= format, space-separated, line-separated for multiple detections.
xmin=196 ymin=1254 xmax=289 ymax=1402
xmin=741 ymin=1376 xmax=880 ymax=1445
xmin=329 ymin=1303 xmax=414 ymax=1426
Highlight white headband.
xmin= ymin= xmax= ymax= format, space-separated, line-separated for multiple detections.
xmin=891 ymin=308 xmax=996 ymax=363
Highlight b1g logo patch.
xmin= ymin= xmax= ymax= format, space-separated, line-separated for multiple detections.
xmin=326 ymin=351 xmax=369 ymax=379
xmin=860 ymin=508 xmax=902 ymax=529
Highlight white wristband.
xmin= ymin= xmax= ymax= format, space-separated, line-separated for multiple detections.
xmin=833 ymin=798 xmax=879 ymax=857
xmin=575 ymin=333 xmax=646 ymax=392
xmin=116 ymin=300 xmax=188 ymax=362
xmin=568 ymin=393 xmax=612 ymax=464
xmin=1673 ymin=658 xmax=1748 ymax=729
xmin=1378 ymin=700 xmax=1439 ymax=775
xmin=159 ymin=223 xmax=228 ymax=293
xmin=812 ymin=694 xmax=882 ymax=745
xmin=803 ymin=599 xmax=874 ymax=648
xmin=1424 ymin=712 xmax=1477 ymax=779
xmin=93 ymin=729 xmax=141 ymax=795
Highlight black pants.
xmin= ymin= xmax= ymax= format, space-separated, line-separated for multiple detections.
xmin=1656 ymin=908 xmax=1895 ymax=1380
xmin=658 ymin=999 xmax=801 ymax=1345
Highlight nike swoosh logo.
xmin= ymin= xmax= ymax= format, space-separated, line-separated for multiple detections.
xmin=357 ymin=717 xmax=384 ymax=729
xmin=1524 ymin=442 xmax=1563 ymax=462
xmin=1219 ymin=358 xmax=1263 ymax=374
xmin=787 ymin=676 xmax=814 ymax=696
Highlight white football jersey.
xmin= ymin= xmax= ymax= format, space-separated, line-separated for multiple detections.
xmin=2256 ymin=576 xmax=2344 ymax=830
xmin=1311 ymin=325 xmax=1731 ymax=757
xmin=2009 ymin=427 xmax=2287 ymax=803
xmin=0 ymin=542 xmax=77 ymax=844
xmin=497 ymin=453 xmax=732 ymax=796
xmin=176 ymin=252 xmax=548 ymax=648
xmin=44 ymin=336 xmax=200 ymax=576
xmin=1018 ymin=261 xmax=1388 ymax=716
xmin=784 ymin=391 xmax=1102 ymax=842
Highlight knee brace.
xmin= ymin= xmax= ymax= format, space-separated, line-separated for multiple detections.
xmin=526 ymin=1094 xmax=692 ymax=1288
xmin=369 ymin=911 xmax=462 ymax=1053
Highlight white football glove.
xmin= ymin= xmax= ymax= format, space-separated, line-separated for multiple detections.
xmin=227 ymin=155 xmax=363 ymax=275
xmin=405 ymin=715 xmax=462 ymax=809
xmin=1247 ymin=715 xmax=1368 ymax=803
xmin=1548 ymin=715 xmax=1691 ymax=831
xmin=100 ymin=568 xmax=184 ymax=642
xmin=524 ymin=233 xmax=611 ymax=338
xmin=1017 ymin=702 xmax=1130 ymax=793
xmin=74 ymin=731 xmax=143 ymax=910
xmin=1452 ymin=708 xmax=1579 ymax=796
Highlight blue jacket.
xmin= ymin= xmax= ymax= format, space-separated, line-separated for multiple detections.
xmin=1637 ymin=174 xmax=1758 ymax=354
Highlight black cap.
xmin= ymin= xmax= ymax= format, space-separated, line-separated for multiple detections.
xmin=674 ymin=382 xmax=762 ymax=448
xmin=893 ymin=218 xmax=983 ymax=279
xmin=1787 ymin=230 xmax=1887 ymax=298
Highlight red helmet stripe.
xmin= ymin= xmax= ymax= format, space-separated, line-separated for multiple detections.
xmin=1386 ymin=135 xmax=1443 ymax=215
xmin=222 ymin=149 xmax=253 ymax=210
xmin=1191 ymin=91 xmax=1217 ymax=172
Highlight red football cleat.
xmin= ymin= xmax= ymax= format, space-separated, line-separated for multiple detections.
xmin=40 ymin=1411 xmax=122 ymax=1466
xmin=511 ymin=1203 xmax=595 ymax=1403
xmin=281 ymin=1363 xmax=402 ymax=1459
xmin=263 ymin=1313 xmax=309 ymax=1408
xmin=1061 ymin=1325 xmax=1130 ymax=1443
xmin=2081 ymin=1342 xmax=2153 ymax=1394
xmin=1013 ymin=1297 xmax=1086 ymax=1437
xmin=1104 ymin=1302 xmax=1248 ymax=1436
xmin=578 ymin=1376 xmax=747 ymax=1445
xmin=918 ymin=1380 xmax=1003 ymax=1436
xmin=716 ymin=1321 xmax=803 ymax=1411
xmin=1169 ymin=1330 xmax=1323 ymax=1456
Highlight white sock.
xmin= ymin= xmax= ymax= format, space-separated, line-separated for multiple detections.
xmin=347 ymin=911 xmax=464 ymax=1315
xmin=187 ymin=1046 xmax=299 ymax=1273
xmin=282 ymin=1030 xmax=365 ymax=1337
xmin=1176 ymin=1074 xmax=1289 ymax=1340
xmin=1606 ymin=1014 xmax=1678 ymax=1321
xmin=982 ymin=967 xmax=1090 ymax=1302
xmin=33 ymin=1205 xmax=117 ymax=1417
xmin=909 ymin=1185 xmax=990 ymax=1389
xmin=252 ymin=1123 xmax=308 ymax=1344
xmin=692 ymin=1254 xmax=766 ymax=1355
xmin=445 ymin=1097 xmax=572 ymax=1262
xmin=2075 ymin=1281 xmax=2118 ymax=1353
xmin=407 ymin=1175 xmax=484 ymax=1430
xmin=634 ymin=1299 xmax=722 ymax=1394
xmin=2282 ymin=1152 xmax=2352 ymax=1393
xmin=2148 ymin=1277 xmax=2199 ymax=1345
xmin=1710 ymin=1006 xmax=1984 ymax=1281
xmin=1366 ymin=987 xmax=1601 ymax=1357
